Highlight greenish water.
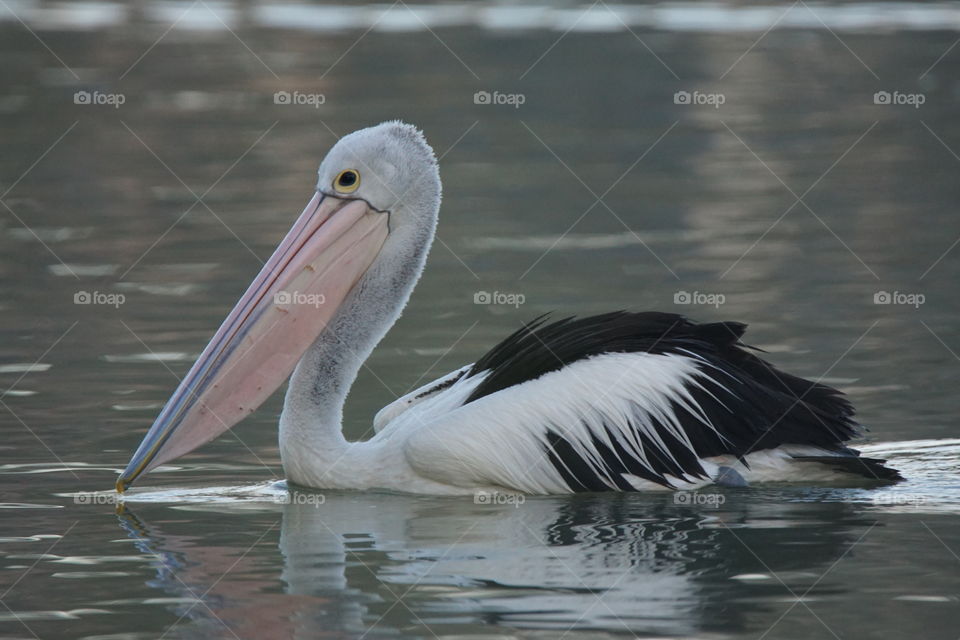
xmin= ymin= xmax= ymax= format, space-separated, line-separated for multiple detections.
xmin=2 ymin=2 xmax=960 ymax=638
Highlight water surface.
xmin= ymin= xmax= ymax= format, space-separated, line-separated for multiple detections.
xmin=2 ymin=2 xmax=960 ymax=638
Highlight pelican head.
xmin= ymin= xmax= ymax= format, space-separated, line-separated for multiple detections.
xmin=117 ymin=121 xmax=441 ymax=492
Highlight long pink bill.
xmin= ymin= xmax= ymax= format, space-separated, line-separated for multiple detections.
xmin=117 ymin=192 xmax=389 ymax=492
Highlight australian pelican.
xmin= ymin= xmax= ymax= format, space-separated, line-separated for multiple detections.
xmin=117 ymin=121 xmax=901 ymax=494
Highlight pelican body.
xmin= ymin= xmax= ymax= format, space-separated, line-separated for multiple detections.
xmin=117 ymin=122 xmax=900 ymax=494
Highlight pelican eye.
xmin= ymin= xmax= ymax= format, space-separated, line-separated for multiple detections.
xmin=334 ymin=169 xmax=360 ymax=193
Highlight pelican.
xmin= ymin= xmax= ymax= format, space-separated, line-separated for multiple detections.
xmin=117 ymin=121 xmax=901 ymax=494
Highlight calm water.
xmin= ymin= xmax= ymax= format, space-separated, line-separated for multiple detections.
xmin=2 ymin=2 xmax=960 ymax=638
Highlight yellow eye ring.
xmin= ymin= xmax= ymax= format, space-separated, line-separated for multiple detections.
xmin=333 ymin=169 xmax=360 ymax=193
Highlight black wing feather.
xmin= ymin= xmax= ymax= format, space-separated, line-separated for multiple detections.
xmin=465 ymin=311 xmax=899 ymax=488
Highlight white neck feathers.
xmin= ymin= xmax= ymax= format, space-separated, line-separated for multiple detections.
xmin=278 ymin=202 xmax=437 ymax=487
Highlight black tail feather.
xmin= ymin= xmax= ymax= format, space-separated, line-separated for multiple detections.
xmin=792 ymin=455 xmax=903 ymax=482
